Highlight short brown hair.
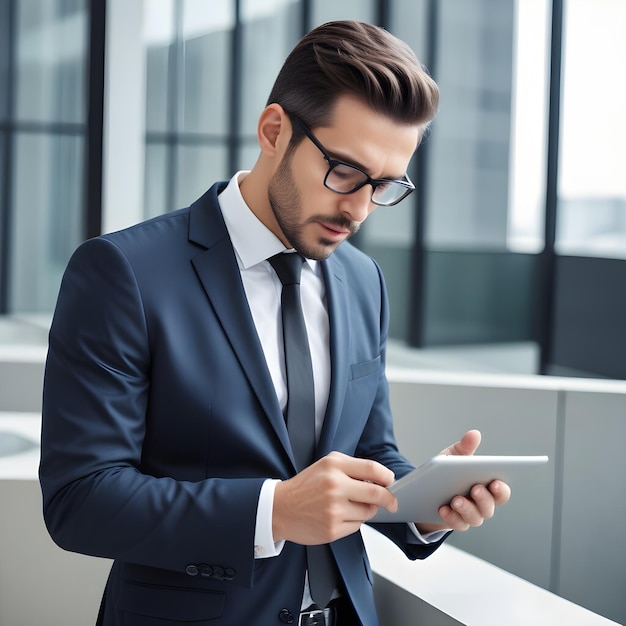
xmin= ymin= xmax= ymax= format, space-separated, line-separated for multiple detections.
xmin=267 ymin=20 xmax=439 ymax=135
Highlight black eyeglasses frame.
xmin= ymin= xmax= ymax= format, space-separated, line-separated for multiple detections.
xmin=289 ymin=115 xmax=415 ymax=207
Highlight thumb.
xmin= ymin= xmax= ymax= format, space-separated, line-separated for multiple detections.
xmin=440 ymin=429 xmax=481 ymax=456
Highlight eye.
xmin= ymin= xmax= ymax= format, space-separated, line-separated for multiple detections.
xmin=375 ymin=181 xmax=392 ymax=192
xmin=329 ymin=163 xmax=365 ymax=182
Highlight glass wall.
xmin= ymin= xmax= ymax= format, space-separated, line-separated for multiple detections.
xmin=556 ymin=0 xmax=626 ymax=259
xmin=403 ymin=0 xmax=549 ymax=347
xmin=143 ymin=0 xmax=234 ymax=217
xmin=2 ymin=0 xmax=624 ymax=380
xmin=143 ymin=0 xmax=302 ymax=217
xmin=0 ymin=0 xmax=89 ymax=313
xmin=546 ymin=0 xmax=626 ymax=380
xmin=239 ymin=0 xmax=301 ymax=167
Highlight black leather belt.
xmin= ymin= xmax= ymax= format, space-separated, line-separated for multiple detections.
xmin=298 ymin=597 xmax=357 ymax=626
xmin=298 ymin=605 xmax=335 ymax=626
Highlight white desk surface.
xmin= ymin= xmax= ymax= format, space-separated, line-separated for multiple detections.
xmin=362 ymin=525 xmax=621 ymax=626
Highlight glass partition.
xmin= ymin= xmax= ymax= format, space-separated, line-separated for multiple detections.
xmin=15 ymin=0 xmax=87 ymax=125
xmin=6 ymin=0 xmax=88 ymax=313
xmin=426 ymin=0 xmax=549 ymax=252
xmin=10 ymin=133 xmax=84 ymax=311
xmin=239 ymin=0 xmax=301 ymax=169
xmin=310 ymin=0 xmax=375 ymax=26
xmin=143 ymin=0 xmax=236 ymax=215
xmin=556 ymin=0 xmax=626 ymax=259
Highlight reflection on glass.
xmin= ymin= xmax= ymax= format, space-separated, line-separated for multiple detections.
xmin=389 ymin=0 xmax=429 ymax=62
xmin=240 ymin=0 xmax=301 ymax=136
xmin=557 ymin=0 xmax=626 ymax=259
xmin=10 ymin=134 xmax=84 ymax=312
xmin=507 ymin=0 xmax=549 ymax=252
xmin=144 ymin=143 xmax=169 ymax=219
xmin=238 ymin=139 xmax=261 ymax=173
xmin=310 ymin=0 xmax=375 ymax=26
xmin=0 ymin=0 xmax=9 ymax=122
xmin=15 ymin=0 xmax=87 ymax=124
xmin=180 ymin=0 xmax=234 ymax=135
xmin=426 ymin=0 xmax=547 ymax=253
xmin=175 ymin=144 xmax=228 ymax=209
xmin=144 ymin=0 xmax=175 ymax=134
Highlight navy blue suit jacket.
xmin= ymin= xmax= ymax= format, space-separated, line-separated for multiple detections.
xmin=40 ymin=182 xmax=445 ymax=625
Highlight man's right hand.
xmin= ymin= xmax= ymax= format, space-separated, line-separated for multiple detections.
xmin=272 ymin=452 xmax=398 ymax=545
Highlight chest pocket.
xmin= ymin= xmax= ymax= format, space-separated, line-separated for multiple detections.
xmin=349 ymin=355 xmax=381 ymax=381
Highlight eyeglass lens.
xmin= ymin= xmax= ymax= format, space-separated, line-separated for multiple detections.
xmin=325 ymin=163 xmax=411 ymax=206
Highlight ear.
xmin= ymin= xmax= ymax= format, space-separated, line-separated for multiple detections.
xmin=257 ymin=103 xmax=291 ymax=156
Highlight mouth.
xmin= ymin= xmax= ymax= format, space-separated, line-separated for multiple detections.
xmin=316 ymin=220 xmax=355 ymax=242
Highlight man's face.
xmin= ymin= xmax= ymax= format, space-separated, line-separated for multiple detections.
xmin=268 ymin=96 xmax=421 ymax=260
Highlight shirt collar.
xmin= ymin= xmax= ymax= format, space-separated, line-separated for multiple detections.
xmin=218 ymin=171 xmax=318 ymax=273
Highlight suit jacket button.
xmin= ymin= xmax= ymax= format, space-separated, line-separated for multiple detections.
xmin=199 ymin=564 xmax=213 ymax=577
xmin=224 ymin=568 xmax=235 ymax=581
xmin=212 ymin=565 xmax=225 ymax=580
xmin=185 ymin=565 xmax=199 ymax=576
xmin=279 ymin=608 xmax=294 ymax=624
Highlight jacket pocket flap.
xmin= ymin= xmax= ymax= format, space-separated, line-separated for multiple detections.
xmin=120 ymin=581 xmax=225 ymax=621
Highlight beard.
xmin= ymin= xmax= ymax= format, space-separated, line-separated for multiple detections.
xmin=267 ymin=153 xmax=360 ymax=260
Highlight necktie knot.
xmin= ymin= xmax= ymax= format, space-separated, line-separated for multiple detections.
xmin=269 ymin=252 xmax=304 ymax=286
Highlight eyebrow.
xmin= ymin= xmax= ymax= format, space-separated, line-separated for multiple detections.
xmin=325 ymin=146 xmax=407 ymax=182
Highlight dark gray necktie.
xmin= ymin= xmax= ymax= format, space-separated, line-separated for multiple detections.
xmin=268 ymin=252 xmax=339 ymax=608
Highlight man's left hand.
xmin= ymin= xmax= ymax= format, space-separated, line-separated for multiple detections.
xmin=415 ymin=430 xmax=511 ymax=534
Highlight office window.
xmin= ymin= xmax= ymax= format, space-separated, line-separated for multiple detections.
xmin=10 ymin=134 xmax=84 ymax=310
xmin=179 ymin=0 xmax=233 ymax=136
xmin=15 ymin=0 xmax=87 ymax=125
xmin=240 ymin=0 xmax=301 ymax=159
xmin=310 ymin=0 xmax=376 ymax=25
xmin=143 ymin=0 xmax=175 ymax=136
xmin=174 ymin=144 xmax=227 ymax=208
xmin=426 ymin=0 xmax=548 ymax=252
xmin=4 ymin=0 xmax=88 ymax=313
xmin=143 ymin=0 xmax=234 ymax=216
xmin=556 ymin=0 xmax=626 ymax=259
xmin=0 ymin=0 xmax=8 ymax=123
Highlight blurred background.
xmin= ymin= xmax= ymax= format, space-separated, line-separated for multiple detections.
xmin=1 ymin=3 xmax=625 ymax=624
xmin=0 ymin=0 xmax=625 ymax=380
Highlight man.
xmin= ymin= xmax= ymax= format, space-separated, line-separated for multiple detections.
xmin=40 ymin=21 xmax=510 ymax=626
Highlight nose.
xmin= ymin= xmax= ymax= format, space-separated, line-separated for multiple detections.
xmin=339 ymin=185 xmax=375 ymax=224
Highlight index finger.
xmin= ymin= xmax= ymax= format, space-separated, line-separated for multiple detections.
xmin=327 ymin=451 xmax=395 ymax=487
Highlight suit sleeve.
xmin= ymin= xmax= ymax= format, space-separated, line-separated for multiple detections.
xmin=40 ymin=237 xmax=262 ymax=588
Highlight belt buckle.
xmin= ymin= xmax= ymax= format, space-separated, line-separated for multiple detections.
xmin=298 ymin=606 xmax=332 ymax=626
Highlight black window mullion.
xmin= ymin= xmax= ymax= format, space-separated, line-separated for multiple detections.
xmin=407 ymin=0 xmax=438 ymax=347
xmin=85 ymin=0 xmax=106 ymax=238
xmin=0 ymin=0 xmax=16 ymax=313
xmin=538 ymin=0 xmax=564 ymax=374
xmin=228 ymin=0 xmax=242 ymax=175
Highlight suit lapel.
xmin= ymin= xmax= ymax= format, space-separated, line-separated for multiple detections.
xmin=188 ymin=185 xmax=294 ymax=463
xmin=317 ymin=255 xmax=350 ymax=456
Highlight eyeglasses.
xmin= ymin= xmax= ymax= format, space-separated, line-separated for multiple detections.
xmin=290 ymin=116 xmax=415 ymax=207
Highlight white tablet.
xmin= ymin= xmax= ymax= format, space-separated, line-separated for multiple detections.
xmin=371 ymin=455 xmax=549 ymax=524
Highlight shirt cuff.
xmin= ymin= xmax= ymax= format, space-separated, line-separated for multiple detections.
xmin=406 ymin=522 xmax=451 ymax=545
xmin=254 ymin=479 xmax=285 ymax=559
